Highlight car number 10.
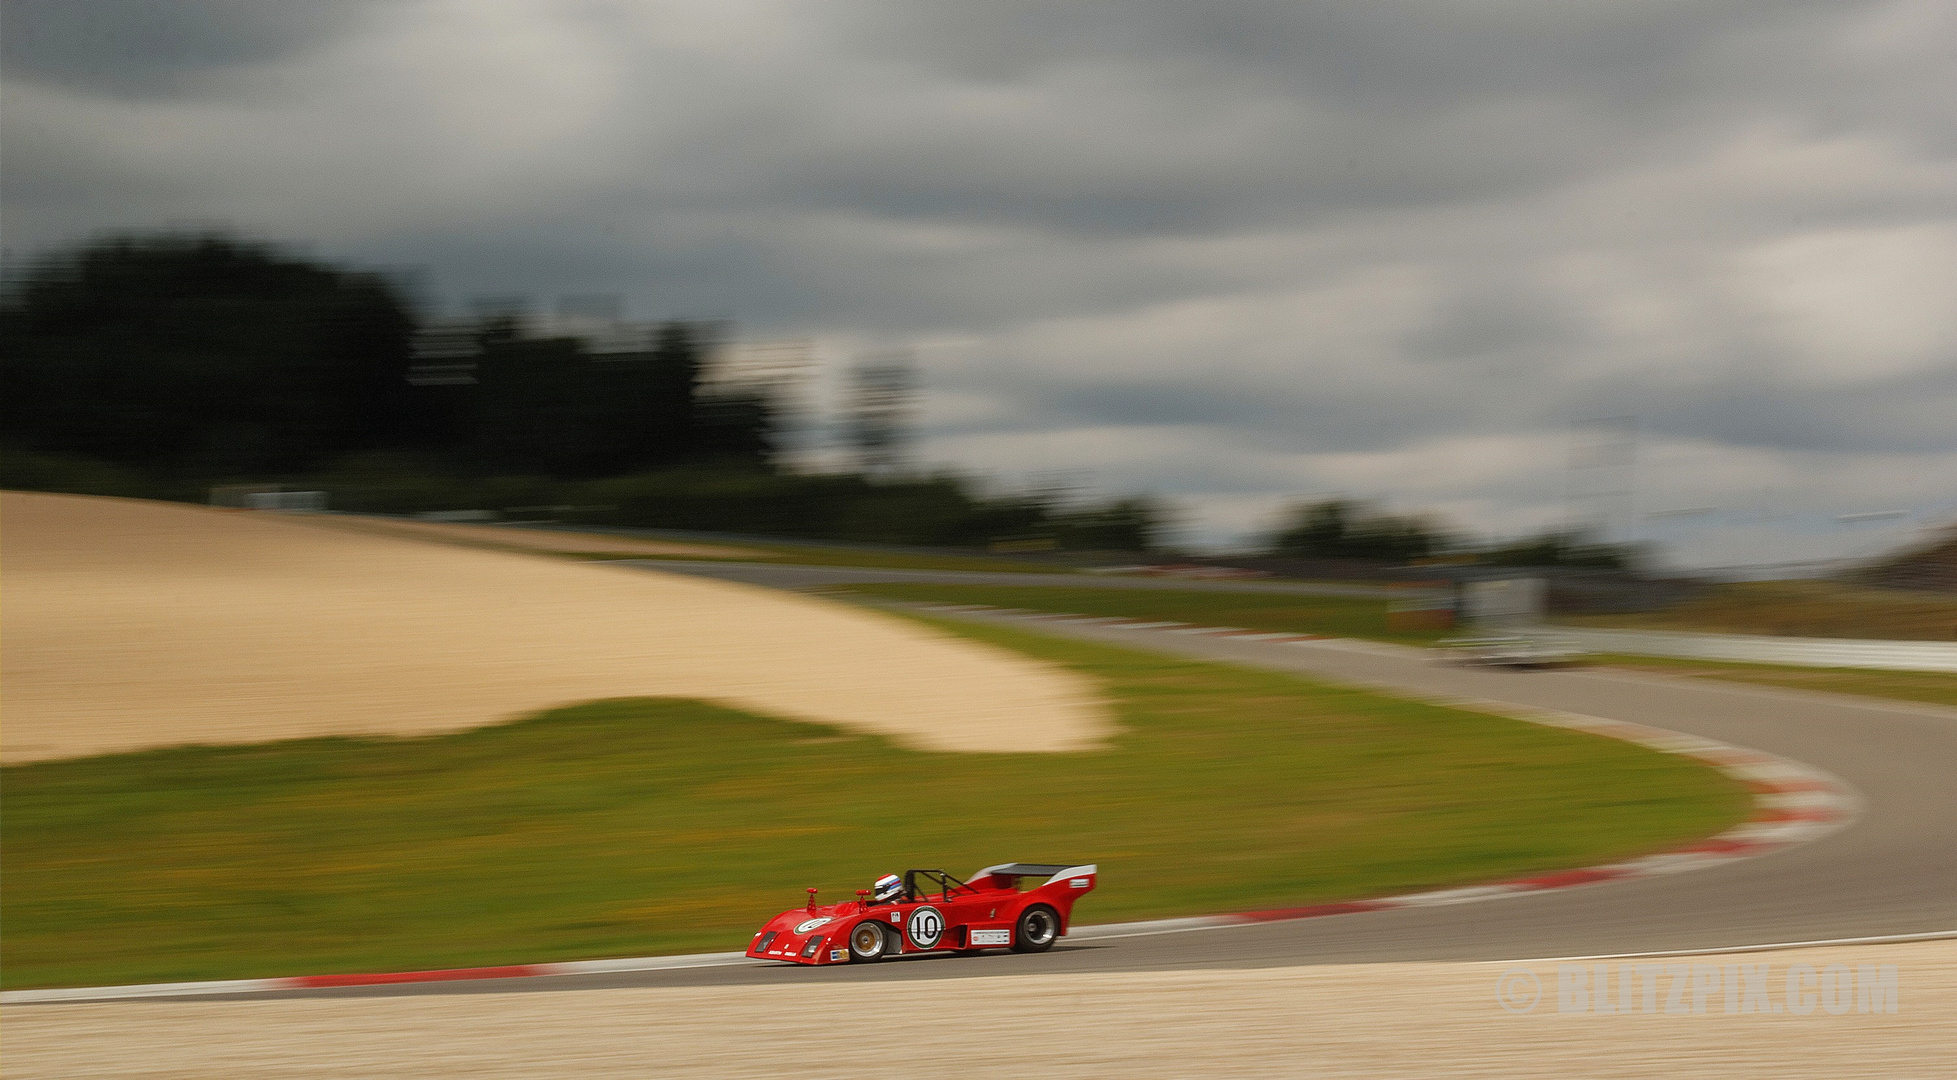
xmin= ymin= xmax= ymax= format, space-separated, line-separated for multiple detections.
xmin=906 ymin=906 xmax=944 ymax=949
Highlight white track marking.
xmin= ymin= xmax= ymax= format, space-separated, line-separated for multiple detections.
xmin=1 ymin=978 xmax=291 ymax=1004
xmin=541 ymin=952 xmax=749 ymax=976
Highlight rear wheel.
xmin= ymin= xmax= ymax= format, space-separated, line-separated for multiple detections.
xmin=847 ymin=921 xmax=892 ymax=962
xmin=1012 ymin=905 xmax=1060 ymax=953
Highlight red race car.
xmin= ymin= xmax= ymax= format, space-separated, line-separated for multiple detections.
xmin=747 ymin=863 xmax=1098 ymax=965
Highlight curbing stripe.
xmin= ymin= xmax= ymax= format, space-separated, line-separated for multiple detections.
xmin=2 ymin=605 xmax=1861 ymax=1006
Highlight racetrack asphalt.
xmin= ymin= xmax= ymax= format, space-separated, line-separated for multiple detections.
xmin=211 ymin=561 xmax=1957 ymax=1001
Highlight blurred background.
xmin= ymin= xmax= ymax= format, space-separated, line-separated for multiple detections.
xmin=5 ymin=0 xmax=1954 ymax=580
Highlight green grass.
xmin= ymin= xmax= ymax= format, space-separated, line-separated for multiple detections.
xmin=0 ymin=620 xmax=1747 ymax=990
xmin=1592 ymin=654 xmax=1957 ymax=710
xmin=1558 ymin=580 xmax=1957 ymax=641
xmin=837 ymin=582 xmax=1448 ymax=644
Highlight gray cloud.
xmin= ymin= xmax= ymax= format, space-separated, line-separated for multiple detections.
xmin=1 ymin=0 xmax=387 ymax=97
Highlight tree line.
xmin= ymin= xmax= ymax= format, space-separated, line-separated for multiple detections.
xmin=0 ymin=234 xmax=766 ymax=478
xmin=0 ymin=233 xmax=1162 ymax=551
xmin=1264 ymin=497 xmax=1637 ymax=570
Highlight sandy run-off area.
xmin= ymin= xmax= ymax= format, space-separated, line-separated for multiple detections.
xmin=3 ymin=940 xmax=1948 ymax=1079
xmin=0 ymin=492 xmax=1107 ymax=764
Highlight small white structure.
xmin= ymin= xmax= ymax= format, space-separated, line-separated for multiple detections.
xmin=1462 ymin=577 xmax=1545 ymax=628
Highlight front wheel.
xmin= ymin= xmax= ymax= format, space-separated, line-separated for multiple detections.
xmin=1012 ymin=905 xmax=1060 ymax=953
xmin=847 ymin=921 xmax=892 ymax=962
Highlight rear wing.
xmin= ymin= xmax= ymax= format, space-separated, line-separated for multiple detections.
xmin=971 ymin=862 xmax=1097 ymax=887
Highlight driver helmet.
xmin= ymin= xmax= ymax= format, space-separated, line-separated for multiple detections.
xmin=871 ymin=873 xmax=904 ymax=903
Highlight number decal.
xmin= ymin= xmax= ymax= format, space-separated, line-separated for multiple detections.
xmin=906 ymin=906 xmax=945 ymax=949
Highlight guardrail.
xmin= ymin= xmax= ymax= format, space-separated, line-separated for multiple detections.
xmin=1550 ymin=627 xmax=1957 ymax=673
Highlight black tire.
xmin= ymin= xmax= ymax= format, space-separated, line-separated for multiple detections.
xmin=1012 ymin=905 xmax=1060 ymax=953
xmin=847 ymin=921 xmax=893 ymax=962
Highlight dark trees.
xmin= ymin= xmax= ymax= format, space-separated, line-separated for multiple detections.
xmin=1 ymin=234 xmax=772 ymax=479
xmin=1479 ymin=530 xmax=1638 ymax=571
xmin=1268 ymin=499 xmax=1450 ymax=562
xmin=1 ymin=234 xmax=419 ymax=475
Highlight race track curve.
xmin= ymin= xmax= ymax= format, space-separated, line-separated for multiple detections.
xmin=230 ymin=561 xmax=1957 ymax=1000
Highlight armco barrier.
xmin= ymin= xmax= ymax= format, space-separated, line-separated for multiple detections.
xmin=1552 ymin=627 xmax=1957 ymax=673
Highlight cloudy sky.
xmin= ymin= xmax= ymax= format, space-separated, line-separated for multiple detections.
xmin=5 ymin=0 xmax=1955 ymax=563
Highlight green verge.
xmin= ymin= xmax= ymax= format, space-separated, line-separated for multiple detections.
xmin=1591 ymin=654 xmax=1957 ymax=710
xmin=0 ymin=618 xmax=1747 ymax=990
xmin=836 ymin=582 xmax=1445 ymax=644
xmin=1555 ymin=580 xmax=1957 ymax=642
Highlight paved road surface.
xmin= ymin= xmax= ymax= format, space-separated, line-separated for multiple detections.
xmin=244 ymin=563 xmax=1957 ymax=1000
